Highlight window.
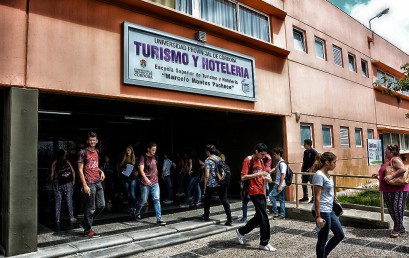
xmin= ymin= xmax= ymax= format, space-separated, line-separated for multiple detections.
xmin=322 ymin=125 xmax=333 ymax=147
xmin=332 ymin=45 xmax=343 ymax=67
xmin=300 ymin=124 xmax=313 ymax=146
xmin=293 ymin=28 xmax=306 ymax=52
xmin=361 ymin=59 xmax=368 ymax=77
xmin=355 ymin=128 xmax=363 ymax=147
xmin=150 ymin=0 xmax=270 ymax=42
xmin=367 ymin=129 xmax=374 ymax=139
xmin=348 ymin=53 xmax=356 ymax=72
xmin=340 ymin=127 xmax=350 ymax=148
xmin=382 ymin=132 xmax=409 ymax=152
xmin=239 ymin=5 xmax=270 ymax=41
xmin=315 ymin=37 xmax=326 ymax=60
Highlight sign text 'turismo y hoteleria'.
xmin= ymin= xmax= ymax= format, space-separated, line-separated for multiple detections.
xmin=123 ymin=22 xmax=256 ymax=101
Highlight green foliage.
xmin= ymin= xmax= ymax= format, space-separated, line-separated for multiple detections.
xmin=338 ymin=190 xmax=409 ymax=210
xmin=373 ymin=63 xmax=409 ymax=93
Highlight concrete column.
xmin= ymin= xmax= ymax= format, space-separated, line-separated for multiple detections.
xmin=2 ymin=87 xmax=38 ymax=256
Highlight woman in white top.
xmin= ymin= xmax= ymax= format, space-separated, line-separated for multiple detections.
xmin=312 ymin=152 xmax=345 ymax=258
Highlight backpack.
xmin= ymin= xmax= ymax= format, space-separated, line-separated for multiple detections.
xmin=212 ymin=159 xmax=231 ymax=186
xmin=81 ymin=148 xmax=99 ymax=164
xmin=240 ymin=156 xmax=253 ymax=194
xmin=278 ymin=160 xmax=293 ymax=186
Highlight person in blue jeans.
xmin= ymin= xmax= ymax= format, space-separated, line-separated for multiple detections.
xmin=135 ymin=142 xmax=166 ymax=226
xmin=119 ymin=146 xmax=139 ymax=218
xmin=181 ymin=150 xmax=203 ymax=207
xmin=269 ymin=147 xmax=286 ymax=219
xmin=312 ymin=152 xmax=344 ymax=258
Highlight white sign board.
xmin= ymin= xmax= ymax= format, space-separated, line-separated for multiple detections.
xmin=123 ymin=22 xmax=256 ymax=101
xmin=367 ymin=139 xmax=383 ymax=165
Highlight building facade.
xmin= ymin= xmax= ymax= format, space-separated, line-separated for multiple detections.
xmin=1 ymin=0 xmax=408 ymax=255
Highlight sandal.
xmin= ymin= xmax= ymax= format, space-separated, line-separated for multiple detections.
xmin=390 ymin=231 xmax=400 ymax=238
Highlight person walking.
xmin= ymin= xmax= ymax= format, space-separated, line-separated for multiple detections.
xmin=236 ymin=143 xmax=275 ymax=252
xmin=202 ymin=144 xmax=233 ymax=225
xmin=50 ymin=149 xmax=76 ymax=224
xmin=312 ymin=152 xmax=345 ymax=258
xmin=101 ymin=155 xmax=115 ymax=212
xmin=119 ymin=145 xmax=139 ymax=219
xmin=78 ymin=132 xmax=105 ymax=237
xmin=135 ymin=142 xmax=166 ymax=225
xmin=300 ymin=139 xmax=318 ymax=203
xmin=180 ymin=149 xmax=203 ymax=208
xmin=372 ymin=144 xmax=409 ymax=238
xmin=162 ymin=153 xmax=176 ymax=205
xmin=268 ymin=147 xmax=287 ymax=219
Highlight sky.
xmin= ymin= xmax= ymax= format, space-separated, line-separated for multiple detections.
xmin=328 ymin=0 xmax=409 ymax=55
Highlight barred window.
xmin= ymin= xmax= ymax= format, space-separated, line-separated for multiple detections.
xmin=333 ymin=45 xmax=343 ymax=67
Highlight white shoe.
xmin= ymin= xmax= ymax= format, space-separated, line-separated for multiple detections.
xmin=236 ymin=229 xmax=246 ymax=245
xmin=259 ymin=243 xmax=276 ymax=252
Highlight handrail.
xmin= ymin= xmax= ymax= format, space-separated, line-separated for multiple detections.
xmin=292 ymin=171 xmax=384 ymax=222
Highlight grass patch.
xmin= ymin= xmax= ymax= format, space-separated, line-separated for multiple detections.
xmin=338 ymin=190 xmax=409 ymax=210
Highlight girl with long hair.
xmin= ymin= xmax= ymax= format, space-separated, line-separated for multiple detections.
xmin=120 ymin=145 xmax=138 ymax=218
xmin=312 ymin=152 xmax=344 ymax=258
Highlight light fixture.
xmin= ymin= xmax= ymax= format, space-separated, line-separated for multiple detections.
xmin=124 ymin=115 xmax=152 ymax=121
xmin=39 ymin=110 xmax=72 ymax=115
xmin=369 ymin=8 xmax=389 ymax=31
xmin=195 ymin=31 xmax=206 ymax=43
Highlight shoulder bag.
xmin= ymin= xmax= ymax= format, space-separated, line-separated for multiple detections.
xmin=385 ymin=157 xmax=409 ymax=186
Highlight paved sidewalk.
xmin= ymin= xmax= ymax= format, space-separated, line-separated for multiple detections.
xmin=7 ymin=199 xmax=409 ymax=257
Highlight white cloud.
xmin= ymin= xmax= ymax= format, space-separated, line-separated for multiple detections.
xmin=347 ymin=0 xmax=409 ymax=55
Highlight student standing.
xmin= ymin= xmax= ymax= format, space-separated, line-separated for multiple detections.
xmin=312 ymin=152 xmax=344 ymax=258
xmin=300 ymin=139 xmax=318 ymax=203
xmin=119 ymin=146 xmax=138 ymax=218
xmin=268 ymin=147 xmax=287 ymax=219
xmin=162 ymin=153 xmax=176 ymax=204
xmin=236 ymin=143 xmax=275 ymax=252
xmin=78 ymin=132 xmax=105 ymax=237
xmin=135 ymin=142 xmax=166 ymax=225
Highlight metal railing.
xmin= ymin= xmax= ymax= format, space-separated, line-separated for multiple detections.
xmin=293 ymin=172 xmax=385 ymax=221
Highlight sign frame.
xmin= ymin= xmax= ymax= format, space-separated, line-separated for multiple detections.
xmin=123 ymin=22 xmax=257 ymax=102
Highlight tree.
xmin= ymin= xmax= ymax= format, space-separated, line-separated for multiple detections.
xmin=374 ymin=63 xmax=409 ymax=117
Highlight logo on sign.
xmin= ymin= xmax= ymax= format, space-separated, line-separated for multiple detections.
xmin=241 ymin=79 xmax=250 ymax=93
xmin=140 ymin=59 xmax=147 ymax=68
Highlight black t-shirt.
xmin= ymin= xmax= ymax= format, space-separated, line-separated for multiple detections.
xmin=190 ymin=158 xmax=201 ymax=177
xmin=302 ymin=148 xmax=318 ymax=172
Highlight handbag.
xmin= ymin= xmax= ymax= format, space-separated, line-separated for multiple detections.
xmin=385 ymin=166 xmax=409 ymax=186
xmin=333 ymin=197 xmax=343 ymax=217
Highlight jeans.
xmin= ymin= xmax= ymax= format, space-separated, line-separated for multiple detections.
xmin=123 ymin=177 xmax=138 ymax=210
xmin=203 ymin=185 xmax=232 ymax=220
xmin=164 ymin=175 xmax=173 ymax=201
xmin=302 ymin=174 xmax=314 ymax=199
xmin=53 ymin=181 xmax=74 ymax=221
xmin=238 ymin=194 xmax=270 ymax=246
xmin=136 ymin=183 xmax=162 ymax=221
xmin=83 ymin=182 xmax=105 ymax=233
xmin=269 ymin=184 xmax=286 ymax=217
xmin=241 ymin=192 xmax=250 ymax=220
xmin=312 ymin=210 xmax=345 ymax=258
xmin=185 ymin=176 xmax=201 ymax=204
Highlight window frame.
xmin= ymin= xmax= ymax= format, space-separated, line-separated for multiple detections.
xmin=332 ymin=45 xmax=343 ymax=67
xmin=322 ymin=125 xmax=333 ymax=148
xmin=314 ymin=37 xmax=326 ymax=60
xmin=355 ymin=128 xmax=363 ymax=147
xmin=293 ymin=27 xmax=307 ymax=53
xmin=340 ymin=126 xmax=350 ymax=148
xmin=367 ymin=129 xmax=374 ymax=140
xmin=300 ymin=123 xmax=313 ymax=147
xmin=348 ymin=52 xmax=357 ymax=72
xmin=237 ymin=3 xmax=271 ymax=42
xmin=361 ymin=59 xmax=368 ymax=77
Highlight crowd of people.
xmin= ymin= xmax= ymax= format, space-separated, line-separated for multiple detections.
xmin=49 ymin=133 xmax=407 ymax=256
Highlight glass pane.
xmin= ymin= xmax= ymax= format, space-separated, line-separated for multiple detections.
xmin=333 ymin=46 xmax=342 ymax=66
xmin=322 ymin=126 xmax=332 ymax=147
xmin=377 ymin=70 xmax=385 ymax=84
xmin=150 ymin=0 xmax=176 ymax=9
xmin=239 ymin=6 xmax=269 ymax=41
xmin=361 ymin=60 xmax=368 ymax=77
xmin=340 ymin=127 xmax=349 ymax=148
xmin=293 ymin=30 xmax=305 ymax=51
xmin=355 ymin=129 xmax=362 ymax=146
xmin=348 ymin=54 xmax=355 ymax=72
xmin=367 ymin=129 xmax=373 ymax=139
xmin=391 ymin=133 xmax=400 ymax=146
xmin=300 ymin=124 xmax=311 ymax=146
xmin=315 ymin=38 xmax=325 ymax=59
xmin=405 ymin=135 xmax=409 ymax=151
xmin=383 ymin=133 xmax=391 ymax=146
xmin=201 ymin=0 xmax=237 ymax=30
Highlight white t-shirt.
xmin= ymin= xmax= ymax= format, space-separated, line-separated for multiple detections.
xmin=312 ymin=170 xmax=334 ymax=213
xmin=275 ymin=160 xmax=287 ymax=187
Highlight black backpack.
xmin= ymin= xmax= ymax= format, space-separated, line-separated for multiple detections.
xmin=278 ymin=160 xmax=293 ymax=186
xmin=213 ymin=159 xmax=231 ymax=186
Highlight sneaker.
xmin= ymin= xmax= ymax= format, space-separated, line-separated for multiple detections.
xmin=195 ymin=202 xmax=202 ymax=207
xmin=273 ymin=212 xmax=279 ymax=217
xmin=163 ymin=200 xmax=173 ymax=205
xmin=201 ymin=215 xmax=209 ymax=221
xmin=224 ymin=219 xmax=233 ymax=226
xmin=259 ymin=243 xmax=276 ymax=252
xmin=236 ymin=229 xmax=246 ymax=245
xmin=299 ymin=197 xmax=309 ymax=202
xmin=85 ymin=230 xmax=100 ymax=238
xmin=275 ymin=216 xmax=285 ymax=220
xmin=157 ymin=220 xmax=166 ymax=226
xmin=135 ymin=214 xmax=142 ymax=220
xmin=179 ymin=203 xmax=189 ymax=208
xmin=238 ymin=218 xmax=247 ymax=224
